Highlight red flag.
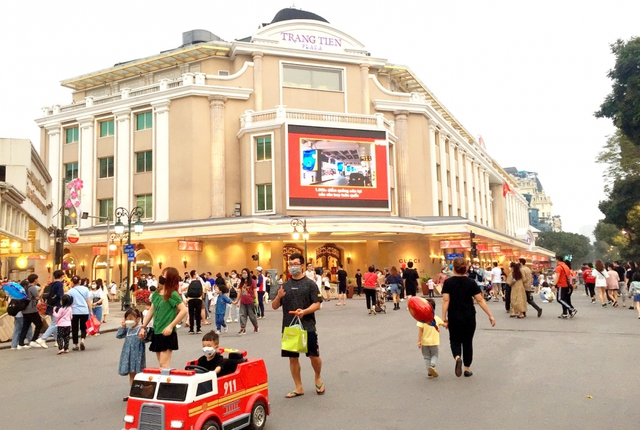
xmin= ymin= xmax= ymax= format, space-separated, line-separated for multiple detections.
xmin=502 ymin=181 xmax=515 ymax=198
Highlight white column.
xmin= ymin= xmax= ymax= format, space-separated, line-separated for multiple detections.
xmin=210 ymin=95 xmax=227 ymax=218
xmin=360 ymin=64 xmax=370 ymax=114
xmin=457 ymin=148 xmax=466 ymax=217
xmin=78 ymin=116 xmax=95 ymax=227
xmin=46 ymin=125 xmax=62 ymax=213
xmin=449 ymin=141 xmax=458 ymax=216
xmin=486 ymin=175 xmax=494 ymax=228
xmin=152 ymin=101 xmax=171 ymax=222
xmin=439 ymin=133 xmax=449 ymax=215
xmin=394 ymin=111 xmax=411 ymax=217
xmin=479 ymin=169 xmax=488 ymax=225
xmin=113 ymin=108 xmax=131 ymax=210
xmin=428 ymin=122 xmax=439 ymax=215
xmin=252 ymin=52 xmax=263 ymax=112
xmin=466 ymin=158 xmax=475 ymax=221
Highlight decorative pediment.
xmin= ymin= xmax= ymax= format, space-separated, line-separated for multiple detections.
xmin=251 ymin=20 xmax=368 ymax=56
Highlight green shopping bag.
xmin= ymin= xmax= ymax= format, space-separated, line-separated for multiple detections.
xmin=281 ymin=316 xmax=308 ymax=353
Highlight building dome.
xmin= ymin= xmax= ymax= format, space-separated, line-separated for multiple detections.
xmin=270 ymin=8 xmax=329 ymax=24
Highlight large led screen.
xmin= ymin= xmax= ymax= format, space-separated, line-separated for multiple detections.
xmin=287 ymin=125 xmax=390 ymax=209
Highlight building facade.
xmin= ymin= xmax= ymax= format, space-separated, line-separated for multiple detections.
xmin=505 ymin=167 xmax=561 ymax=233
xmin=34 ymin=8 xmax=551 ymax=281
xmin=0 ymin=138 xmax=52 ymax=280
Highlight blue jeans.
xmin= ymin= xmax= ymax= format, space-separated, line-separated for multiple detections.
xmin=204 ymin=295 xmax=210 ymax=318
xmin=215 ymin=314 xmax=227 ymax=331
xmin=40 ymin=314 xmax=58 ymax=340
xmin=12 ymin=317 xmax=33 ymax=348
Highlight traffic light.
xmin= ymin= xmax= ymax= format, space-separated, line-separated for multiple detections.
xmin=470 ymin=231 xmax=477 ymax=258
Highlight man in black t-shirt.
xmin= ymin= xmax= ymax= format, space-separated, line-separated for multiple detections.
xmin=337 ymin=265 xmax=347 ymax=306
xmin=355 ymin=269 xmax=362 ymax=296
xmin=402 ymin=261 xmax=420 ymax=298
xmin=272 ymin=253 xmax=324 ymax=398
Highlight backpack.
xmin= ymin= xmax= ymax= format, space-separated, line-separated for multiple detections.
xmin=42 ymin=283 xmax=59 ymax=307
xmin=7 ymin=298 xmax=29 ymax=317
xmin=186 ymin=280 xmax=203 ymax=298
xmin=229 ymin=286 xmax=238 ymax=300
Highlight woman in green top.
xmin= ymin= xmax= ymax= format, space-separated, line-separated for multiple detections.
xmin=139 ymin=267 xmax=188 ymax=368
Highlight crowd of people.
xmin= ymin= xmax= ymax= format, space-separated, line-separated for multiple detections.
xmin=7 ymin=252 xmax=640 ymax=401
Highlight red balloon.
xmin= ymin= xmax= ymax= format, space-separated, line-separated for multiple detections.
xmin=408 ymin=296 xmax=434 ymax=324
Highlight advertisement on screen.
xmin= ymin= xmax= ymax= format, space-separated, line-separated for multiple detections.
xmin=287 ymin=125 xmax=390 ymax=210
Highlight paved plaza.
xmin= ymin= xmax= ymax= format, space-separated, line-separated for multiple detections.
xmin=1 ymin=291 xmax=639 ymax=429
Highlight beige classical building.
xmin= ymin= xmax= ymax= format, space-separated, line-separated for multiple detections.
xmin=505 ymin=167 xmax=561 ymax=233
xmin=0 ymin=138 xmax=52 ymax=280
xmin=34 ymin=8 xmax=551 ymax=282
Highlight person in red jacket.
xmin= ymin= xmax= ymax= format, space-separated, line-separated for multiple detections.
xmin=583 ymin=263 xmax=596 ymax=303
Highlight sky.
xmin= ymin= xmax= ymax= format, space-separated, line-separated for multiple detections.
xmin=1 ymin=0 xmax=638 ymax=236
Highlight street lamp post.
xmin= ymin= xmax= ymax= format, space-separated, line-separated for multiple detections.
xmin=81 ymin=212 xmax=112 ymax=291
xmin=291 ymin=218 xmax=310 ymax=263
xmin=114 ymin=207 xmax=144 ymax=308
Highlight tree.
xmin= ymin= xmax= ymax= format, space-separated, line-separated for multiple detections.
xmin=595 ymin=37 xmax=640 ymax=146
xmin=593 ymin=221 xmax=624 ymax=261
xmin=536 ymin=231 xmax=592 ymax=265
xmin=596 ymin=131 xmax=640 ymax=193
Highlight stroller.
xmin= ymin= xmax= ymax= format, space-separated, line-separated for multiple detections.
xmin=374 ymin=286 xmax=387 ymax=314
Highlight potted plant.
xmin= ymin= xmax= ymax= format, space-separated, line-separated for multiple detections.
xmin=135 ymin=289 xmax=151 ymax=310
xmin=346 ymin=278 xmax=355 ymax=299
xmin=421 ymin=276 xmax=431 ymax=296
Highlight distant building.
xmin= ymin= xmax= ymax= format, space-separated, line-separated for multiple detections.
xmin=505 ymin=167 xmax=561 ymax=232
xmin=0 ymin=138 xmax=53 ymax=280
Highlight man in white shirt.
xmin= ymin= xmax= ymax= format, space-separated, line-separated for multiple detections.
xmin=491 ymin=262 xmax=503 ymax=302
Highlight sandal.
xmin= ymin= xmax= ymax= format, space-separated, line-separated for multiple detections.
xmin=315 ymin=382 xmax=325 ymax=395
xmin=285 ymin=391 xmax=304 ymax=398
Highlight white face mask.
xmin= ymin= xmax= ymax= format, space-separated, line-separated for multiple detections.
xmin=125 ymin=320 xmax=137 ymax=329
xmin=202 ymin=347 xmax=216 ymax=358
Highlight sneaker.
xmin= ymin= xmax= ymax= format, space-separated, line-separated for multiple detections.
xmin=591 ymin=299 xmax=595 ymax=304
xmin=224 ymin=326 xmax=228 ymax=333
xmin=601 ymin=304 xmax=607 ymax=308
xmin=36 ymin=338 xmax=48 ymax=349
xmin=188 ymin=331 xmax=195 ymax=335
xmin=541 ymin=300 xmax=549 ymax=303
xmin=226 ymin=319 xmax=232 ymax=323
xmin=176 ymin=324 xmax=182 ymax=329
xmin=17 ymin=344 xmax=31 ymax=350
xmin=570 ymin=308 xmax=578 ymax=318
xmin=237 ymin=329 xmax=246 ymax=336
xmin=558 ymin=314 xmax=568 ymax=319
xmin=254 ymin=326 xmax=259 ymax=333
xmin=428 ymin=366 xmax=438 ymax=378
xmin=234 ymin=319 xmax=239 ymax=323
xmin=215 ymin=330 xmax=221 ymax=335
xmin=196 ymin=330 xmax=202 ymax=334
xmin=29 ymin=341 xmax=41 ymax=348
xmin=10 ymin=347 xmax=17 ymax=350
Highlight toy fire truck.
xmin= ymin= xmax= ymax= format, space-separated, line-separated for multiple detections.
xmin=123 ymin=349 xmax=269 ymax=430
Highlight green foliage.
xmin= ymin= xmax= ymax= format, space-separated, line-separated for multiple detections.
xmin=596 ymin=131 xmax=640 ymax=193
xmin=536 ymin=231 xmax=592 ymax=264
xmin=593 ymin=221 xmax=624 ymax=261
xmin=595 ymin=37 xmax=640 ymax=146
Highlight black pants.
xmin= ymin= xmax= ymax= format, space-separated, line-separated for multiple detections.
xmin=57 ymin=326 xmax=71 ymax=351
xmin=356 ymin=284 xmax=362 ymax=296
xmin=188 ymin=299 xmax=202 ymax=332
xmin=448 ymin=317 xmax=476 ymax=367
xmin=364 ymin=289 xmax=376 ymax=310
xmin=257 ymin=291 xmax=265 ymax=317
xmin=504 ymin=285 xmax=511 ymax=311
xmin=20 ymin=312 xmax=43 ymax=346
xmin=526 ymin=291 xmax=542 ymax=312
xmin=558 ymin=287 xmax=575 ymax=315
xmin=71 ymin=314 xmax=88 ymax=345
xmin=586 ymin=283 xmax=595 ymax=298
